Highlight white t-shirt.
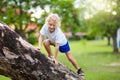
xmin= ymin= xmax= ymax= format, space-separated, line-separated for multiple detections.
xmin=40 ymin=24 xmax=67 ymax=46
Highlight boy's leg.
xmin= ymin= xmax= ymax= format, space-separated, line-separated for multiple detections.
xmin=65 ymin=51 xmax=84 ymax=75
xmin=43 ymin=39 xmax=53 ymax=57
xmin=65 ymin=51 xmax=80 ymax=70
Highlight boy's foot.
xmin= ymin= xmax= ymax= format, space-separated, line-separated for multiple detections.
xmin=77 ymin=68 xmax=84 ymax=76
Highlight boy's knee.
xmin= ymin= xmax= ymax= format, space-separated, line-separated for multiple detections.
xmin=43 ymin=40 xmax=50 ymax=46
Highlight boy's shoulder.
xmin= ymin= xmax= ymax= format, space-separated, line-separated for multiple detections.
xmin=43 ymin=24 xmax=47 ymax=27
xmin=43 ymin=24 xmax=48 ymax=29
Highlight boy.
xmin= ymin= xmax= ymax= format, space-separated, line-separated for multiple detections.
xmin=38 ymin=13 xmax=84 ymax=76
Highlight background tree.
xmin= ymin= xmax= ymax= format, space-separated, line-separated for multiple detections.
xmin=52 ymin=0 xmax=80 ymax=33
xmin=0 ymin=0 xmax=81 ymax=43
xmin=86 ymin=0 xmax=120 ymax=53
xmin=0 ymin=0 xmax=31 ymax=39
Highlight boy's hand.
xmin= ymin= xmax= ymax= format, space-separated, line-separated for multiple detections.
xmin=36 ymin=47 xmax=40 ymax=51
xmin=37 ymin=48 xmax=40 ymax=50
xmin=50 ymin=56 xmax=58 ymax=65
xmin=52 ymin=58 xmax=58 ymax=65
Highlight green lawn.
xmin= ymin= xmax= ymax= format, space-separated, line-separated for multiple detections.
xmin=1 ymin=39 xmax=120 ymax=80
xmin=42 ymin=39 xmax=120 ymax=80
xmin=57 ymin=40 xmax=120 ymax=80
xmin=0 ymin=75 xmax=11 ymax=80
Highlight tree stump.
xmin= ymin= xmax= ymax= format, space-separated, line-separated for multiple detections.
xmin=0 ymin=22 xmax=85 ymax=80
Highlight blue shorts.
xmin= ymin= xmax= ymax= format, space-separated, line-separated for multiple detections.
xmin=59 ymin=42 xmax=70 ymax=53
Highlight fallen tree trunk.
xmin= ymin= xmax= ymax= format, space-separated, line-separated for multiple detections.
xmin=0 ymin=22 xmax=85 ymax=80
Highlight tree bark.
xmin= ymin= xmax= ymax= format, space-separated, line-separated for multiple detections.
xmin=107 ymin=36 xmax=111 ymax=46
xmin=0 ymin=22 xmax=84 ymax=80
xmin=112 ymin=34 xmax=118 ymax=53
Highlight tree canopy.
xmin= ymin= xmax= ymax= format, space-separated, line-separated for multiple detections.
xmin=85 ymin=0 xmax=120 ymax=52
xmin=0 ymin=0 xmax=81 ymax=40
xmin=0 ymin=0 xmax=120 ymax=53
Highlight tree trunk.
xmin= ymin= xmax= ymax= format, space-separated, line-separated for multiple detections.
xmin=107 ymin=36 xmax=111 ymax=46
xmin=0 ymin=22 xmax=84 ymax=80
xmin=112 ymin=34 xmax=118 ymax=53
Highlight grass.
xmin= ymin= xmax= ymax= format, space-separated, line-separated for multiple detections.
xmin=42 ymin=39 xmax=120 ymax=80
xmin=58 ymin=40 xmax=120 ymax=80
xmin=0 ymin=75 xmax=11 ymax=80
xmin=1 ymin=39 xmax=120 ymax=80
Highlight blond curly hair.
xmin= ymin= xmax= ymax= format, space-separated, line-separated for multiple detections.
xmin=45 ymin=13 xmax=61 ymax=28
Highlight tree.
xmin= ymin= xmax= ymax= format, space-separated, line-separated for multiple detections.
xmin=85 ymin=0 xmax=120 ymax=53
xmin=0 ymin=0 xmax=81 ymax=43
xmin=0 ymin=22 xmax=84 ymax=80
xmin=40 ymin=0 xmax=81 ymax=32
xmin=0 ymin=0 xmax=31 ymax=39
xmin=0 ymin=0 xmax=51 ymax=39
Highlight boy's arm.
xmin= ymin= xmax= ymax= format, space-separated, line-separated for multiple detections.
xmin=51 ymin=43 xmax=59 ymax=64
xmin=54 ymin=43 xmax=59 ymax=59
xmin=38 ymin=34 xmax=43 ymax=50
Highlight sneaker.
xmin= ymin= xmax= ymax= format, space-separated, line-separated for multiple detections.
xmin=77 ymin=68 xmax=84 ymax=76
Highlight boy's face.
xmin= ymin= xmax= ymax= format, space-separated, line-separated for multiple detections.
xmin=48 ymin=20 xmax=56 ymax=33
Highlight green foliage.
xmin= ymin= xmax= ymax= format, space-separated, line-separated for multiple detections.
xmin=86 ymin=5 xmax=120 ymax=52
xmin=86 ymin=0 xmax=120 ymax=38
xmin=28 ymin=32 xmax=38 ymax=45
xmin=49 ymin=0 xmax=81 ymax=32
xmin=0 ymin=0 xmax=81 ymax=44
